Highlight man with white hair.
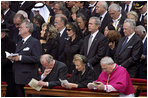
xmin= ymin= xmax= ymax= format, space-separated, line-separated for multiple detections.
xmin=88 ymin=56 xmax=135 ymax=97
xmin=108 ymin=3 xmax=126 ymax=37
xmin=114 ymin=19 xmax=143 ymax=78
xmin=95 ymin=1 xmax=112 ymax=33
xmin=135 ymin=25 xmax=147 ymax=79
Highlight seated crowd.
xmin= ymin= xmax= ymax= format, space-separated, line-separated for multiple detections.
xmin=1 ymin=1 xmax=147 ymax=97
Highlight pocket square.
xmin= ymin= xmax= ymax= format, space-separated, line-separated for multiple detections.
xmin=23 ymin=47 xmax=30 ymax=51
xmin=127 ymin=46 xmax=133 ymax=48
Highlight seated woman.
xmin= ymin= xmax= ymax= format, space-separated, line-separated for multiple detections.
xmin=61 ymin=54 xmax=96 ymax=89
xmin=104 ymin=23 xmax=115 ymax=36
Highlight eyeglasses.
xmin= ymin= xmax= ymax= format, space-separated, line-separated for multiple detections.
xmin=67 ymin=29 xmax=72 ymax=31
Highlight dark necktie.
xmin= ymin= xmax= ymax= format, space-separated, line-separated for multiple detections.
xmin=120 ymin=37 xmax=128 ymax=52
xmin=125 ymin=4 xmax=129 ymax=13
xmin=19 ymin=40 xmax=24 ymax=47
xmin=100 ymin=16 xmax=102 ymax=21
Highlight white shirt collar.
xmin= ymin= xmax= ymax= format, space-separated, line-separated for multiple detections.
xmin=143 ymin=35 xmax=147 ymax=43
xmin=23 ymin=35 xmax=31 ymax=43
xmin=89 ymin=2 xmax=97 ymax=8
xmin=4 ymin=8 xmax=10 ymax=15
xmin=59 ymin=27 xmax=66 ymax=37
xmin=127 ymin=32 xmax=135 ymax=42
xmin=91 ymin=30 xmax=99 ymax=41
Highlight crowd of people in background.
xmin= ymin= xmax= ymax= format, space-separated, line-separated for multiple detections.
xmin=1 ymin=1 xmax=147 ymax=97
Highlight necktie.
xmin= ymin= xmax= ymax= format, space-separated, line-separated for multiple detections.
xmin=100 ymin=16 xmax=102 ymax=21
xmin=125 ymin=4 xmax=129 ymax=13
xmin=120 ymin=37 xmax=128 ymax=52
xmin=19 ymin=40 xmax=24 ymax=47
xmin=87 ymin=35 xmax=93 ymax=55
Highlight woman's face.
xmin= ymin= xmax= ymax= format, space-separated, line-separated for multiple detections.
xmin=66 ymin=28 xmax=75 ymax=38
xmin=74 ymin=60 xmax=85 ymax=72
xmin=41 ymin=26 xmax=47 ymax=34
xmin=76 ymin=17 xmax=86 ymax=30
xmin=104 ymin=26 xmax=109 ymax=36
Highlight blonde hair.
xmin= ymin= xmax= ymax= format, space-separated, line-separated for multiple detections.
xmin=127 ymin=11 xmax=138 ymax=22
xmin=73 ymin=54 xmax=87 ymax=64
xmin=46 ymin=24 xmax=58 ymax=40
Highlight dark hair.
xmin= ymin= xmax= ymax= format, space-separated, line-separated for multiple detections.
xmin=33 ymin=15 xmax=45 ymax=28
xmin=107 ymin=30 xmax=121 ymax=44
xmin=76 ymin=12 xmax=88 ymax=28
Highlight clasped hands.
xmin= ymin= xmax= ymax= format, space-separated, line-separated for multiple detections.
xmin=87 ymin=81 xmax=105 ymax=90
xmin=61 ymin=83 xmax=78 ymax=89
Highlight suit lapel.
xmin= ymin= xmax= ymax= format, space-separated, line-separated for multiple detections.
xmin=16 ymin=36 xmax=32 ymax=53
xmin=119 ymin=34 xmax=135 ymax=54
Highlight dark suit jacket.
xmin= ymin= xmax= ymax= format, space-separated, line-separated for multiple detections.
xmin=68 ymin=65 xmax=96 ymax=88
xmin=99 ymin=12 xmax=112 ymax=33
xmin=13 ymin=36 xmax=42 ymax=84
xmin=114 ymin=33 xmax=143 ymax=78
xmin=56 ymin=29 xmax=68 ymax=61
xmin=43 ymin=60 xmax=68 ymax=88
xmin=80 ymin=31 xmax=108 ymax=77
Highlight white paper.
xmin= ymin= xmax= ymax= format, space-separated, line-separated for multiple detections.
xmin=28 ymin=78 xmax=43 ymax=91
xmin=59 ymin=79 xmax=69 ymax=85
xmin=5 ymin=51 xmax=19 ymax=58
xmin=88 ymin=83 xmax=97 ymax=90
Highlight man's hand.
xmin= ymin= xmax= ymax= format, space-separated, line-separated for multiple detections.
xmin=37 ymin=80 xmax=47 ymax=86
xmin=95 ymin=82 xmax=105 ymax=90
xmin=43 ymin=69 xmax=52 ymax=77
xmin=62 ymin=83 xmax=78 ymax=89
xmin=8 ymin=56 xmax=20 ymax=61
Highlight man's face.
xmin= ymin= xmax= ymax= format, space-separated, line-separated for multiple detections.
xmin=1 ymin=1 xmax=7 ymax=11
xmin=101 ymin=64 xmax=113 ymax=74
xmin=88 ymin=18 xmax=99 ymax=33
xmin=123 ymin=22 xmax=133 ymax=37
xmin=109 ymin=9 xmax=120 ymax=20
xmin=13 ymin=18 xmax=22 ymax=29
xmin=96 ymin=2 xmax=104 ymax=14
xmin=19 ymin=23 xmax=28 ymax=36
xmin=54 ymin=17 xmax=64 ymax=31
xmin=53 ymin=4 xmax=60 ymax=14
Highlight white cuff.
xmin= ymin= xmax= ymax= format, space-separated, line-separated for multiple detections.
xmin=19 ymin=55 xmax=22 ymax=61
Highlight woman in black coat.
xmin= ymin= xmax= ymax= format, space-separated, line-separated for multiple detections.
xmin=62 ymin=22 xmax=83 ymax=74
xmin=61 ymin=54 xmax=96 ymax=89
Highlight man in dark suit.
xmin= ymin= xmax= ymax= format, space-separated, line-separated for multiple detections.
xmin=108 ymin=3 xmax=127 ymax=37
xmin=114 ymin=19 xmax=143 ymax=78
xmin=135 ymin=25 xmax=147 ymax=79
xmin=54 ymin=14 xmax=68 ymax=61
xmin=121 ymin=1 xmax=134 ymax=13
xmin=1 ymin=1 xmax=16 ymax=27
xmin=95 ymin=1 xmax=112 ymax=33
xmin=37 ymin=54 xmax=68 ymax=88
xmin=8 ymin=21 xmax=42 ymax=96
xmin=80 ymin=17 xmax=108 ymax=78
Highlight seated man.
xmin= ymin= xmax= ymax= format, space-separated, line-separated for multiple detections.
xmin=87 ymin=56 xmax=135 ymax=97
xmin=37 ymin=54 xmax=68 ymax=88
xmin=61 ymin=54 xmax=96 ymax=89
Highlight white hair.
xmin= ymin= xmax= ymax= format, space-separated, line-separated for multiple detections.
xmin=16 ymin=10 xmax=28 ymax=19
xmin=108 ymin=3 xmax=121 ymax=12
xmin=124 ymin=18 xmax=136 ymax=30
xmin=135 ymin=25 xmax=147 ymax=34
xmin=100 ymin=56 xmax=114 ymax=65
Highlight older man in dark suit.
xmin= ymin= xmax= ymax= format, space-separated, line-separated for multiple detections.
xmin=114 ymin=19 xmax=143 ymax=78
xmin=80 ymin=17 xmax=108 ymax=79
xmin=95 ymin=1 xmax=112 ymax=33
xmin=8 ymin=21 xmax=42 ymax=96
xmin=37 ymin=54 xmax=68 ymax=88
xmin=54 ymin=14 xmax=68 ymax=61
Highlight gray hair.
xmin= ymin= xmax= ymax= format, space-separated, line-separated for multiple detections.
xmin=100 ymin=56 xmax=114 ymax=65
xmin=135 ymin=25 xmax=147 ymax=34
xmin=108 ymin=3 xmax=121 ymax=12
xmin=89 ymin=17 xmax=101 ymax=28
xmin=16 ymin=10 xmax=28 ymax=19
xmin=124 ymin=18 xmax=136 ymax=30
xmin=100 ymin=1 xmax=108 ymax=10
xmin=40 ymin=54 xmax=53 ymax=64
xmin=144 ymin=15 xmax=147 ymax=21
xmin=55 ymin=14 xmax=68 ymax=25
xmin=22 ymin=21 xmax=34 ymax=33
